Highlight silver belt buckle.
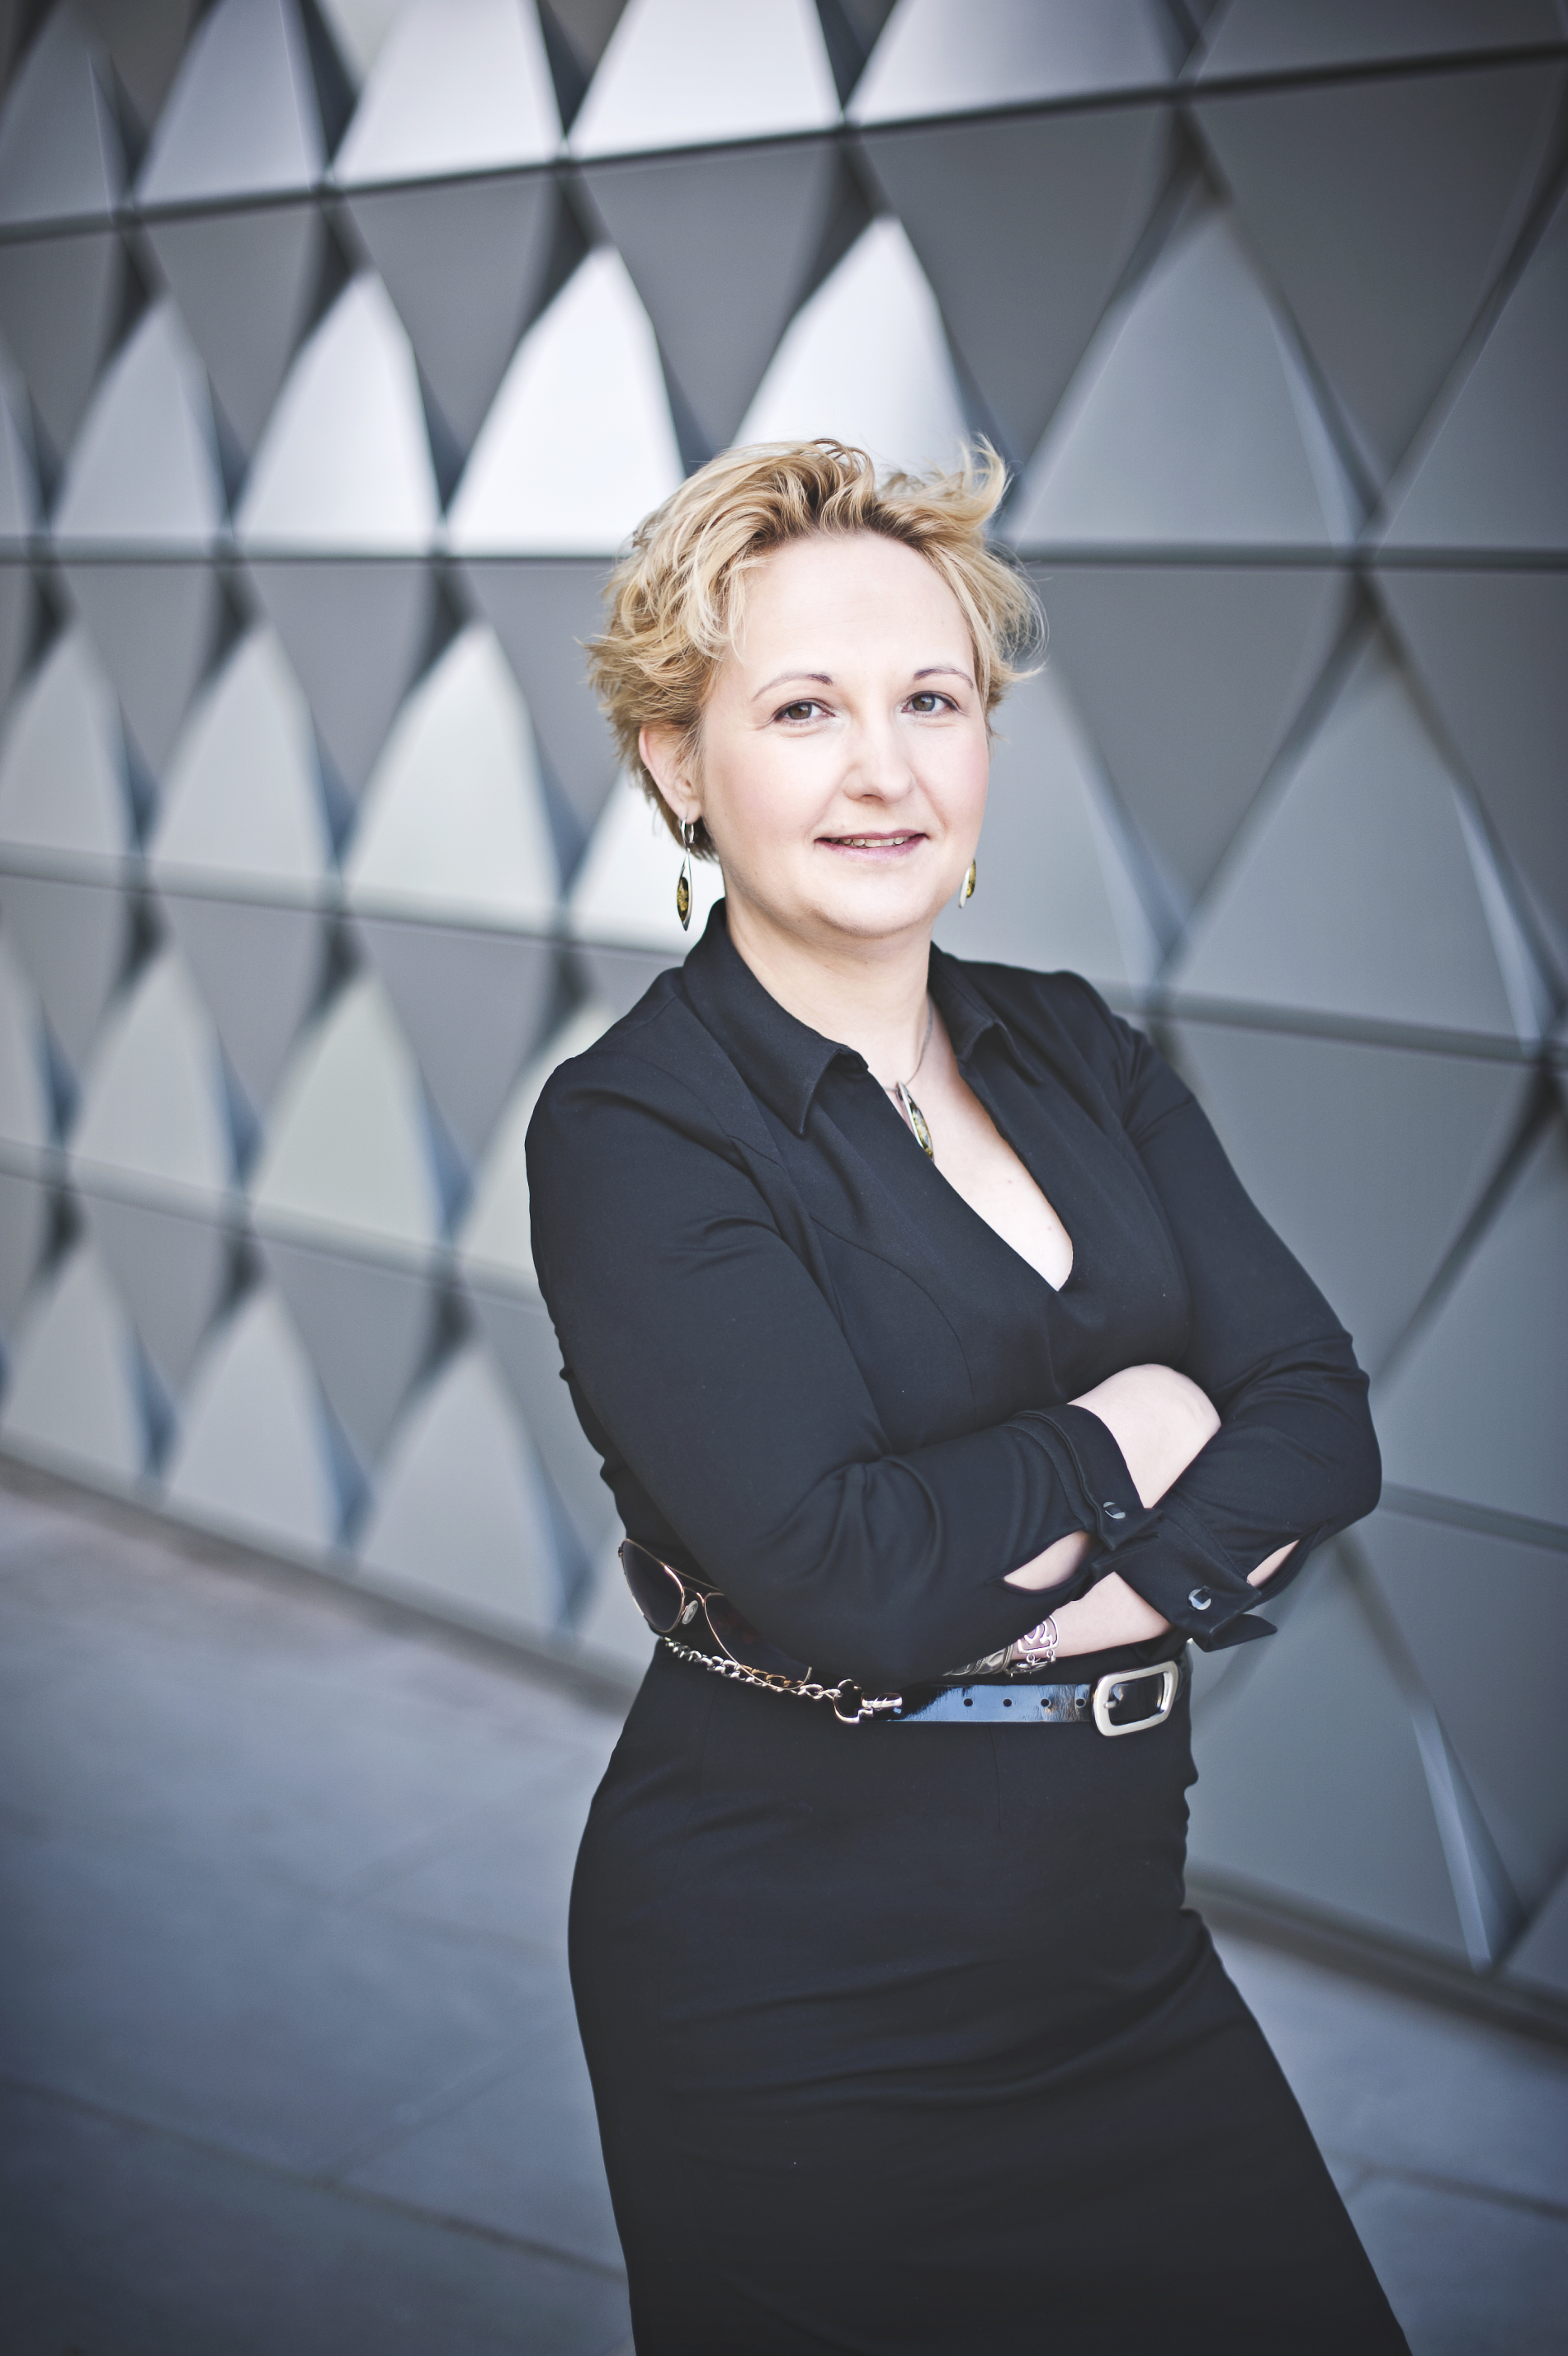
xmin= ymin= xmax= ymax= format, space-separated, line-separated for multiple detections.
xmin=1092 ymin=1658 xmax=1181 ymax=1737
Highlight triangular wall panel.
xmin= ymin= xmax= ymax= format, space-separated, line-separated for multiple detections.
xmin=1008 ymin=200 xmax=1358 ymax=548
xmin=1195 ymin=57 xmax=1566 ymax=484
xmin=570 ymin=0 xmax=838 ymax=155
xmin=848 ymin=0 xmax=1176 ymax=122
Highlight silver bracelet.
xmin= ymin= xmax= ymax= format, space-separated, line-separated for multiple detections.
xmin=1008 ymin=1611 xmax=1060 ymax=1668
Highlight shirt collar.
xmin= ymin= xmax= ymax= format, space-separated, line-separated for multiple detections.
xmin=678 ymin=900 xmax=1025 ymax=1137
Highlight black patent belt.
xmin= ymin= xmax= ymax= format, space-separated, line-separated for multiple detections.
xmin=658 ymin=1633 xmax=1189 ymax=1735
xmin=624 ymin=1539 xmax=1188 ymax=1733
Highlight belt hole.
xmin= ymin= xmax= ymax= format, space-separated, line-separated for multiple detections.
xmin=962 ymin=1696 xmax=973 ymax=1707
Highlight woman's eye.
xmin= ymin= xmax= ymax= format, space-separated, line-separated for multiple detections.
xmin=906 ymin=692 xmax=952 ymax=715
xmin=777 ymin=700 xmax=824 ymax=723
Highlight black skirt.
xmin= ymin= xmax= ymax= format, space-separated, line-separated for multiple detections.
xmin=570 ymin=1644 xmax=1410 ymax=2355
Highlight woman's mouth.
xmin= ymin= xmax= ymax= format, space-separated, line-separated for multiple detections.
xmin=818 ymin=831 xmax=925 ymax=855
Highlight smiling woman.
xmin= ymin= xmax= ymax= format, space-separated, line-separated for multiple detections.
xmin=527 ymin=442 xmax=1404 ymax=2353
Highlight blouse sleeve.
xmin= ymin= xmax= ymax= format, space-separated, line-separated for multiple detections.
xmin=1060 ymin=979 xmax=1381 ymax=1647
xmin=527 ymin=1038 xmax=1150 ymax=1693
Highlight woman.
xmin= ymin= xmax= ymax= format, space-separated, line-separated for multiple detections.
xmin=527 ymin=441 xmax=1406 ymax=2352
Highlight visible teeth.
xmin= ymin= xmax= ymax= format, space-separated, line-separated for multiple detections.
xmin=834 ymin=835 xmax=912 ymax=847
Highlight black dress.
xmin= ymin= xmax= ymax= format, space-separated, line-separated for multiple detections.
xmin=527 ymin=906 xmax=1407 ymax=2354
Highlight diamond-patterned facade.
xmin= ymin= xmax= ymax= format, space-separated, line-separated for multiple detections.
xmin=0 ymin=0 xmax=1561 ymax=2008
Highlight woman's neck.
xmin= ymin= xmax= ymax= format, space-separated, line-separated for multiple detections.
xmin=722 ymin=895 xmax=935 ymax=1088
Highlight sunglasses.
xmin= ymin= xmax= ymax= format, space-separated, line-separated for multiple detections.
xmin=619 ymin=1539 xmax=808 ymax=1680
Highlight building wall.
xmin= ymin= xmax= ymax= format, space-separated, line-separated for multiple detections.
xmin=0 ymin=0 xmax=1564 ymax=2004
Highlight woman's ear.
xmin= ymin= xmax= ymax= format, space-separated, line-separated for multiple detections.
xmin=639 ymin=724 xmax=697 ymax=825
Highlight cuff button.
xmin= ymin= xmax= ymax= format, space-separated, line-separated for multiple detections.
xmin=1103 ymin=1503 xmax=1126 ymax=1521
xmin=1188 ymin=1588 xmax=1213 ymax=1612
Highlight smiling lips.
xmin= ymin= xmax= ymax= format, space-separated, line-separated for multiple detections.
xmin=820 ymin=831 xmax=925 ymax=851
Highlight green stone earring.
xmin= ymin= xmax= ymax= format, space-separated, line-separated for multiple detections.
xmin=959 ymin=858 xmax=977 ymax=908
xmin=676 ymin=819 xmax=696 ymax=932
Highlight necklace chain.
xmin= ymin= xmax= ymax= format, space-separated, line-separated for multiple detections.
xmin=878 ymin=999 xmax=936 ymax=1159
xmin=878 ymin=999 xmax=933 ymax=1101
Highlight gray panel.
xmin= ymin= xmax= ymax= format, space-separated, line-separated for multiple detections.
xmin=352 ymin=914 xmax=557 ymax=1162
xmin=465 ymin=1281 xmax=617 ymax=1566
xmin=1187 ymin=1548 xmax=1468 ymax=1957
xmin=1199 ymin=0 xmax=1568 ymax=75
xmin=1194 ymin=61 xmax=1566 ymax=484
xmin=243 ymin=558 xmax=433 ymax=799
xmin=1504 ymin=1865 xmax=1568 ymax=1999
xmin=848 ymin=0 xmax=1178 ymax=120
xmin=1379 ymin=190 xmax=1568 ymax=550
xmin=144 ymin=202 xmax=324 ymax=456
xmin=258 ymin=1231 xmax=437 ymax=1465
xmin=0 ymin=228 xmax=122 ymax=458
xmin=457 ymin=559 xmax=616 ymax=834
xmin=1376 ymin=569 xmax=1568 ymax=956
xmin=929 ymin=664 xmax=1159 ymax=984
xmin=862 ymin=105 xmax=1169 ymax=465
xmin=0 ymin=1164 xmax=49 ymax=1334
xmin=61 ymin=561 xmax=220 ymax=773
xmin=1035 ymin=564 xmax=1349 ymax=909
xmin=583 ymin=140 xmax=838 ymax=455
xmin=154 ymin=890 xmax=324 ymax=1111
xmin=0 ymin=874 xmax=127 ymax=1074
xmin=574 ymin=942 xmax=673 ymax=1022
xmin=137 ymin=0 xmax=325 ymax=205
xmin=0 ymin=558 xmax=31 ymax=722
xmin=1357 ymin=1507 xmax=1568 ymax=1910
xmin=1170 ymin=635 xmax=1533 ymax=1036
xmin=79 ymin=1190 xmax=231 ymax=1394
xmin=1007 ymin=200 xmax=1358 ymax=548
xmin=345 ymin=174 xmax=558 ymax=456
xmin=0 ymin=4 xmax=122 ymax=225
xmin=77 ymin=0 xmax=202 ymax=134
xmin=1373 ymin=1117 xmax=1568 ymax=1532
xmin=1170 ymin=1022 xmax=1532 ymax=1376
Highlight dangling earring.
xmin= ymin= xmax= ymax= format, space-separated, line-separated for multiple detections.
xmin=676 ymin=818 xmax=696 ymax=932
xmin=959 ymin=858 xmax=977 ymax=909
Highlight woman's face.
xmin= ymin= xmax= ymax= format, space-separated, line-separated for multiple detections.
xmin=643 ymin=531 xmax=989 ymax=956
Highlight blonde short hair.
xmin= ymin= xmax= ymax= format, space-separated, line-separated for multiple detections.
xmin=586 ymin=439 xmax=1041 ymax=857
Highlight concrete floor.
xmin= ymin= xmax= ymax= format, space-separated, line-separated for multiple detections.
xmin=1 ymin=1473 xmax=1564 ymax=2356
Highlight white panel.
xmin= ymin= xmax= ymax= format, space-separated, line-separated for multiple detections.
xmin=0 ymin=930 xmax=52 ymax=1153
xmin=345 ymin=626 xmax=558 ymax=923
xmin=448 ymin=249 xmax=682 ymax=557
xmin=0 ymin=1242 xmax=144 ymax=1483
xmin=570 ymin=0 xmax=838 ymax=156
xmin=736 ymin=218 xmax=968 ymax=475
xmin=458 ymin=1000 xmax=614 ymax=1291
xmin=163 ymin=1285 xmax=342 ymax=1553
xmin=574 ymin=1531 xmax=657 ymax=1672
xmin=1170 ymin=637 xmax=1545 ymax=1038
xmin=930 ymin=667 xmax=1159 ymax=989
xmin=53 ymin=300 xmax=224 ymax=545
xmin=138 ymin=0 xmax=325 ymax=203
xmin=358 ymin=1342 xmax=560 ymax=1633
xmin=0 ymin=627 xmax=128 ymax=857
xmin=0 ymin=3 xmax=123 ymax=225
xmin=249 ymin=973 xmax=442 ymax=1247
xmin=238 ymin=274 xmax=439 ymax=552
xmin=153 ymin=629 xmax=330 ymax=887
xmin=464 ymin=1282 xmax=620 ymax=1565
xmin=334 ymin=0 xmax=559 ymax=179
xmin=68 ymin=950 xmax=232 ymax=1200
xmin=850 ymin=0 xmax=1175 ymax=122
xmin=566 ymin=773 xmax=723 ymax=954
xmin=1008 ymin=201 xmax=1358 ymax=548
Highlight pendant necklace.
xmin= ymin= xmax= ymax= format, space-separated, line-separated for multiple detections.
xmin=880 ymin=1000 xmax=936 ymax=1159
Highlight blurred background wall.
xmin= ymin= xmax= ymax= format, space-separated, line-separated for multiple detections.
xmin=0 ymin=0 xmax=1563 ymax=2016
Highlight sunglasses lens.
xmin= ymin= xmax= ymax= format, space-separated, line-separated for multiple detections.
xmin=619 ymin=1540 xmax=687 ymax=1634
xmin=702 ymin=1590 xmax=802 ymax=1678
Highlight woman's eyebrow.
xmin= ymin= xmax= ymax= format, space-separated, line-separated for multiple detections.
xmin=752 ymin=671 xmax=833 ymax=701
xmin=751 ymin=662 xmax=971 ymax=702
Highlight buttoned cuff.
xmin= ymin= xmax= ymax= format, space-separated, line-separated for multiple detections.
xmin=1023 ymin=1403 xmax=1155 ymax=1551
xmin=1098 ymin=1493 xmax=1269 ymax=1649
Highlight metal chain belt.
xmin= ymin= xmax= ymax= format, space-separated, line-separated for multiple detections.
xmin=659 ymin=1635 xmax=902 ymax=1724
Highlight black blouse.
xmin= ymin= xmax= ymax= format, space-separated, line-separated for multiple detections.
xmin=527 ymin=905 xmax=1380 ymax=1693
